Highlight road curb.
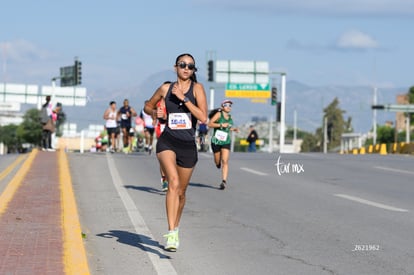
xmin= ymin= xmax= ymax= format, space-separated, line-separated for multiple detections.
xmin=59 ymin=149 xmax=91 ymax=275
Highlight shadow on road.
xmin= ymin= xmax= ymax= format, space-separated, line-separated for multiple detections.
xmin=124 ymin=185 xmax=165 ymax=195
xmin=189 ymin=182 xmax=219 ymax=190
xmin=125 ymin=182 xmax=218 ymax=193
xmin=96 ymin=230 xmax=171 ymax=259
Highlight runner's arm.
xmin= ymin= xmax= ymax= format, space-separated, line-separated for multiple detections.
xmin=207 ymin=112 xmax=222 ymax=129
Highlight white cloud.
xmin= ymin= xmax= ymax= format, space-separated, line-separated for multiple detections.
xmin=336 ymin=30 xmax=378 ymax=49
xmin=193 ymin=0 xmax=414 ymax=16
xmin=0 ymin=39 xmax=52 ymax=63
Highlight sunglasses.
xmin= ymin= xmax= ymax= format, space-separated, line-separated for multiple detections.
xmin=222 ymin=103 xmax=232 ymax=107
xmin=177 ymin=62 xmax=196 ymax=71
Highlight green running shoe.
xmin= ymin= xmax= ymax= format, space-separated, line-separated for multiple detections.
xmin=162 ymin=180 xmax=169 ymax=192
xmin=163 ymin=231 xmax=178 ymax=252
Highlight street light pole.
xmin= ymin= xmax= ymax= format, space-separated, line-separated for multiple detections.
xmin=373 ymin=87 xmax=377 ymax=145
xmin=279 ymin=73 xmax=286 ymax=153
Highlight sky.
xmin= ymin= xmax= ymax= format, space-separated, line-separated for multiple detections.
xmin=1 ymin=0 xmax=414 ymax=94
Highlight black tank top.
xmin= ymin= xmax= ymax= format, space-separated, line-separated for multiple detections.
xmin=164 ymin=81 xmax=197 ymax=141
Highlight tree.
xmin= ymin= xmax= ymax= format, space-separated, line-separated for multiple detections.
xmin=17 ymin=108 xmax=43 ymax=146
xmin=321 ymin=97 xmax=351 ymax=151
xmin=377 ymin=125 xmax=394 ymax=144
xmin=299 ymin=98 xmax=352 ymax=152
xmin=301 ymin=133 xmax=320 ymax=152
xmin=365 ymin=125 xmax=396 ymax=145
xmin=0 ymin=124 xmax=21 ymax=153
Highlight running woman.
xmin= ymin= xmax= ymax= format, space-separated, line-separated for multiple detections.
xmin=144 ymin=53 xmax=207 ymax=251
xmin=103 ymin=101 xmax=118 ymax=153
xmin=208 ymin=99 xmax=239 ymax=190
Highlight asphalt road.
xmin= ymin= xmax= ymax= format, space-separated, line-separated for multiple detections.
xmin=68 ymin=151 xmax=414 ymax=275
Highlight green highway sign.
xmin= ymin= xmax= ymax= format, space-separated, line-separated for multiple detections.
xmin=225 ymin=83 xmax=270 ymax=98
xmin=226 ymin=83 xmax=270 ymax=91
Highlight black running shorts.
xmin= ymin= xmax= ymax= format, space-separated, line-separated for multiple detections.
xmin=156 ymin=131 xmax=198 ymax=168
xmin=144 ymin=127 xmax=155 ymax=136
xmin=211 ymin=142 xmax=231 ymax=153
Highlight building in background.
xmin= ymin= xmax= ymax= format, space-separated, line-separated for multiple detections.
xmin=396 ymin=94 xmax=409 ymax=132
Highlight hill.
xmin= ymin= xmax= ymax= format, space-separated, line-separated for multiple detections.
xmin=58 ymin=71 xmax=406 ymax=134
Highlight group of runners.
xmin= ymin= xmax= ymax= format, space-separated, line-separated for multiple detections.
xmin=103 ymin=53 xmax=240 ymax=252
xmin=100 ymin=99 xmax=157 ymax=154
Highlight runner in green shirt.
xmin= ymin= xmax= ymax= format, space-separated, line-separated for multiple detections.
xmin=208 ymin=99 xmax=239 ymax=190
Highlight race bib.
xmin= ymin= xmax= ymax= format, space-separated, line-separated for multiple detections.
xmin=214 ymin=130 xmax=228 ymax=141
xmin=168 ymin=113 xmax=192 ymax=130
xmin=121 ymin=114 xmax=128 ymax=120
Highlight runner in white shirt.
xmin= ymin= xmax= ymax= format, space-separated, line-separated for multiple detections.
xmin=103 ymin=101 xmax=118 ymax=153
xmin=140 ymin=101 xmax=156 ymax=154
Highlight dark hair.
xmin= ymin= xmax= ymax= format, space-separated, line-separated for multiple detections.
xmin=110 ymin=101 xmax=116 ymax=105
xmin=208 ymin=108 xmax=222 ymax=119
xmin=175 ymin=53 xmax=198 ymax=83
xmin=42 ymin=95 xmax=51 ymax=108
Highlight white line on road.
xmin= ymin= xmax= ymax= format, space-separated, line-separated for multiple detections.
xmin=374 ymin=166 xmax=414 ymax=176
xmin=240 ymin=167 xmax=268 ymax=176
xmin=107 ymin=154 xmax=177 ymax=275
xmin=334 ymin=194 xmax=409 ymax=213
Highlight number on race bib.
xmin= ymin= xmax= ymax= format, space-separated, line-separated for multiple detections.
xmin=168 ymin=113 xmax=192 ymax=130
xmin=214 ymin=130 xmax=228 ymax=141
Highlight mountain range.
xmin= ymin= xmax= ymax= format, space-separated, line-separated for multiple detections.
xmin=59 ymin=70 xmax=407 ymax=134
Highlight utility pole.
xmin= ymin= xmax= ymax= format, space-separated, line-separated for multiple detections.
xmin=406 ymin=113 xmax=411 ymax=143
xmin=279 ymin=73 xmax=286 ymax=153
xmin=373 ymin=87 xmax=377 ymax=145
xmin=323 ymin=116 xmax=328 ymax=154
xmin=293 ymin=109 xmax=297 ymax=141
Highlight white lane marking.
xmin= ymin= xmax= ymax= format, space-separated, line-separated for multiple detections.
xmin=240 ymin=167 xmax=268 ymax=176
xmin=334 ymin=194 xmax=409 ymax=213
xmin=374 ymin=166 xmax=414 ymax=176
xmin=107 ymin=154 xmax=177 ymax=275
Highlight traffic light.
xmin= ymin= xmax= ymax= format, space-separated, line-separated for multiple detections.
xmin=207 ymin=60 xmax=214 ymax=82
xmin=271 ymin=87 xmax=277 ymax=106
xmin=327 ymin=122 xmax=333 ymax=142
xmin=74 ymin=60 xmax=82 ymax=85
xmin=276 ymin=102 xmax=281 ymax=122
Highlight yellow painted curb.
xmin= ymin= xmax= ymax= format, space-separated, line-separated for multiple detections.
xmin=359 ymin=147 xmax=366 ymax=155
xmin=0 ymin=150 xmax=36 ymax=217
xmin=59 ymin=149 xmax=90 ymax=275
